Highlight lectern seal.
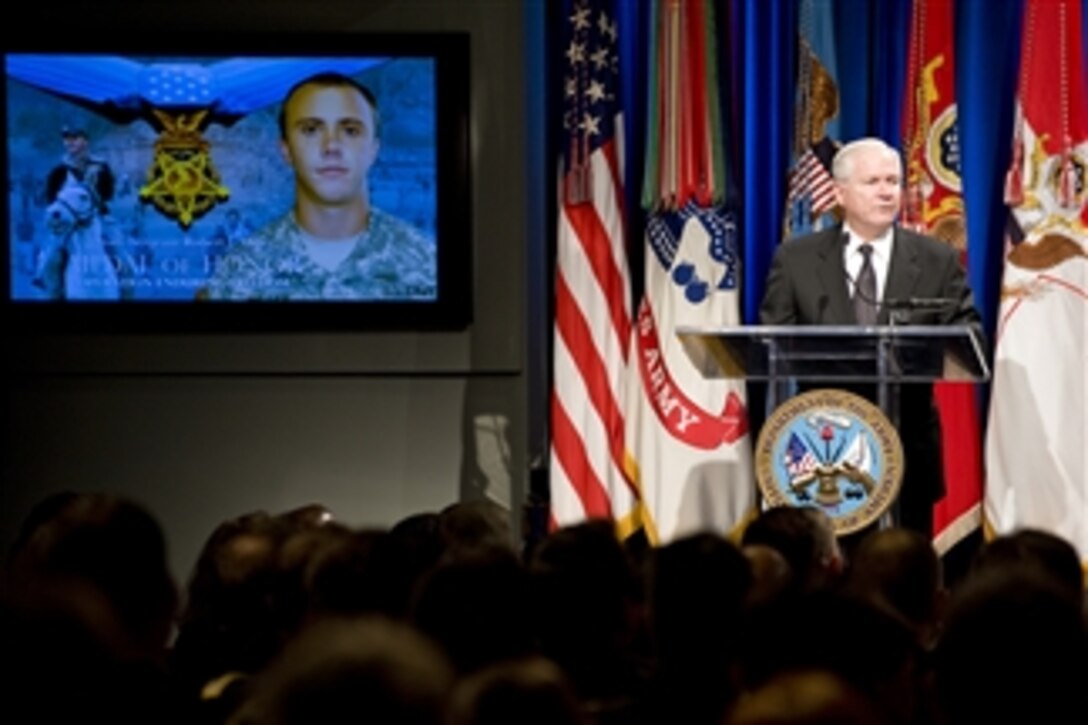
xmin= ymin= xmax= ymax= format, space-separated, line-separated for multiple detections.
xmin=755 ymin=389 xmax=904 ymax=535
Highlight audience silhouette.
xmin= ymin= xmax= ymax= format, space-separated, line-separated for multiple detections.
xmin=3 ymin=492 xmax=1085 ymax=725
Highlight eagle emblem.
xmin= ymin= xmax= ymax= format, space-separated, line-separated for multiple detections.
xmin=755 ymin=389 xmax=904 ymax=535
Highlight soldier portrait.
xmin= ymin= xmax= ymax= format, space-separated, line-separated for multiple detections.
xmin=203 ymin=72 xmax=436 ymax=301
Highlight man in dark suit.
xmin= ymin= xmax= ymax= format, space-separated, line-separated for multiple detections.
xmin=759 ymin=138 xmax=983 ymax=538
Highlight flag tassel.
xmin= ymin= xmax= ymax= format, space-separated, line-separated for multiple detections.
xmin=1058 ymin=139 xmax=1077 ymax=208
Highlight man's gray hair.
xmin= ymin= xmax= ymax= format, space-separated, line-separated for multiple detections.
xmin=832 ymin=138 xmax=902 ymax=182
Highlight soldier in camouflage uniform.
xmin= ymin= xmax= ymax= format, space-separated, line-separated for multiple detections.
xmin=205 ymin=71 xmax=435 ymax=300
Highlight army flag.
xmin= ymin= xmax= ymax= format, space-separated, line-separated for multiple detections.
xmin=624 ymin=0 xmax=755 ymax=544
xmin=985 ymin=0 xmax=1088 ymax=562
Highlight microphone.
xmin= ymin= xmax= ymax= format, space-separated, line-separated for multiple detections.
xmin=839 ymin=232 xmax=955 ymax=315
xmin=892 ymin=297 xmax=955 ymax=310
xmin=844 ymin=267 xmax=885 ymax=311
xmin=844 ymin=268 xmax=954 ymax=319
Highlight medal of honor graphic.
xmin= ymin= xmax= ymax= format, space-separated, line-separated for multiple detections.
xmin=755 ymin=389 xmax=904 ymax=535
xmin=7 ymin=54 xmax=380 ymax=227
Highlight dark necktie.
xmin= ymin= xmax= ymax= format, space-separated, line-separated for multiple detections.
xmin=853 ymin=244 xmax=878 ymax=325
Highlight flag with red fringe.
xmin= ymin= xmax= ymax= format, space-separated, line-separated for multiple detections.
xmin=900 ymin=0 xmax=984 ymax=555
xmin=985 ymin=0 xmax=1088 ymax=562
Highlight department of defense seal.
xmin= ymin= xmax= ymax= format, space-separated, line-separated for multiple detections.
xmin=755 ymin=389 xmax=904 ymax=535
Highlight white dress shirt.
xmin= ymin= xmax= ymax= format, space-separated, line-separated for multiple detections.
xmin=842 ymin=224 xmax=894 ymax=303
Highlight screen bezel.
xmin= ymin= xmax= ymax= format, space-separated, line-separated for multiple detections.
xmin=1 ymin=32 xmax=472 ymax=333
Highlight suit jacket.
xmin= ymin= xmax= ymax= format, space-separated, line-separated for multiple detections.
xmin=759 ymin=224 xmax=984 ymax=507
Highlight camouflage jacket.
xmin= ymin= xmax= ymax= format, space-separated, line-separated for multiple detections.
xmin=204 ymin=209 xmax=436 ymax=300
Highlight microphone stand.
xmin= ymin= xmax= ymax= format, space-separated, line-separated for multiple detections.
xmin=843 ymin=254 xmax=961 ymax=530
xmin=844 ymin=268 xmax=901 ymax=412
xmin=846 ymin=268 xmax=903 ymax=529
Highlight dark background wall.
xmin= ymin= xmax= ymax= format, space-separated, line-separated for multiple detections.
xmin=1 ymin=0 xmax=547 ymax=583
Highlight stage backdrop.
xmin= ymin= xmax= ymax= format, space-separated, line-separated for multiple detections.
xmin=548 ymin=0 xmax=1087 ymax=559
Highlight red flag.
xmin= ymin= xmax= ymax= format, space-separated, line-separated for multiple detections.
xmin=900 ymin=0 xmax=983 ymax=554
xmin=550 ymin=0 xmax=639 ymax=534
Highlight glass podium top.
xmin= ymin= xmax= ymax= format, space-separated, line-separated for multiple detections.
xmin=676 ymin=324 xmax=990 ymax=383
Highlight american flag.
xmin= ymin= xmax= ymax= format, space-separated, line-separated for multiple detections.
xmin=785 ymin=137 xmax=839 ymax=227
xmin=549 ymin=0 xmax=638 ymax=530
xmin=783 ymin=432 xmax=818 ymax=479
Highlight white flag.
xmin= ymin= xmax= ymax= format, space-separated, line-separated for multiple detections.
xmin=984 ymin=0 xmax=1088 ymax=561
xmin=625 ymin=205 xmax=756 ymax=543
